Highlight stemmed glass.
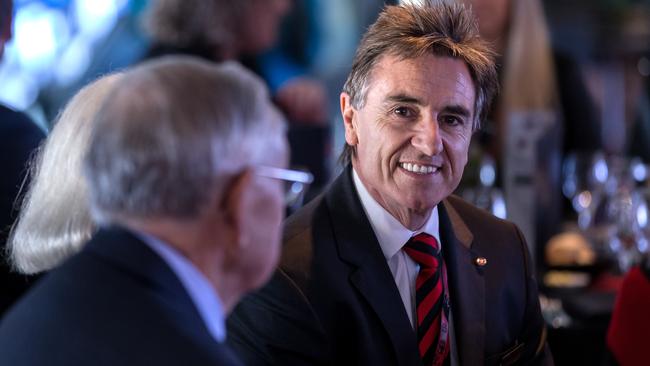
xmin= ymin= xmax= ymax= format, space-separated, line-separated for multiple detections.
xmin=562 ymin=151 xmax=608 ymax=230
xmin=461 ymin=154 xmax=507 ymax=219
xmin=563 ymin=152 xmax=650 ymax=273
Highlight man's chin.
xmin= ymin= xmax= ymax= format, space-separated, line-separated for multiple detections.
xmin=402 ymin=198 xmax=439 ymax=215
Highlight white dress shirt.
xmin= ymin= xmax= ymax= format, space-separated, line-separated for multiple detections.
xmin=352 ymin=169 xmax=441 ymax=329
xmin=137 ymin=231 xmax=227 ymax=344
xmin=352 ymin=169 xmax=460 ymax=365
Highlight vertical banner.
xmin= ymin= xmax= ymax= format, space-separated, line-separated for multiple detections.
xmin=504 ymin=110 xmax=563 ymax=267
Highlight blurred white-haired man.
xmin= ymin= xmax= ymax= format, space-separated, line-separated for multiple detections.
xmin=0 ymin=56 xmax=297 ymax=366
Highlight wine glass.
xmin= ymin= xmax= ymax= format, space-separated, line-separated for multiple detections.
xmin=594 ymin=156 xmax=650 ymax=273
xmin=562 ymin=151 xmax=609 ymax=230
xmin=461 ymin=154 xmax=507 ymax=219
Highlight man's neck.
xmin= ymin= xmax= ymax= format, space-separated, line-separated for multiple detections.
xmin=122 ymin=218 xmax=241 ymax=313
xmin=378 ymin=202 xmax=431 ymax=231
xmin=351 ymin=168 xmax=433 ymax=231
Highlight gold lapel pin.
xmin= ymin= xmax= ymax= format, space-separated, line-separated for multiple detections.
xmin=474 ymin=257 xmax=487 ymax=267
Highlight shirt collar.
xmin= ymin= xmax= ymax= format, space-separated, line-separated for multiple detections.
xmin=135 ymin=231 xmax=226 ymax=343
xmin=352 ymin=168 xmax=440 ymax=260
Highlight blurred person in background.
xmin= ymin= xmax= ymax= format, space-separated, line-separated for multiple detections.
xmin=459 ymin=0 xmax=601 ymax=261
xmin=143 ymin=0 xmax=291 ymax=63
xmin=144 ymin=0 xmax=330 ymax=200
xmin=0 ymin=57 xmax=288 ymax=366
xmin=0 ymin=0 xmax=45 ymax=315
xmin=7 ymin=73 xmax=122 ymax=275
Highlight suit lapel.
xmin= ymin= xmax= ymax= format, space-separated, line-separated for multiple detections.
xmin=325 ymin=168 xmax=421 ymax=366
xmin=439 ymin=199 xmax=486 ymax=366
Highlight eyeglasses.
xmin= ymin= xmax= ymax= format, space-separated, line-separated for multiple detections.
xmin=255 ymin=166 xmax=314 ymax=210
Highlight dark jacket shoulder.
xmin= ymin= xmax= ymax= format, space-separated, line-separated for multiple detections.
xmin=0 ymin=227 xmax=242 ymax=366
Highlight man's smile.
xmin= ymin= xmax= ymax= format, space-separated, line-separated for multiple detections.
xmin=398 ymin=162 xmax=441 ymax=175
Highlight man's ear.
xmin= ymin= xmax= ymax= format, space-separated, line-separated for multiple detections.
xmin=221 ymin=168 xmax=254 ymax=249
xmin=340 ymin=92 xmax=359 ymax=146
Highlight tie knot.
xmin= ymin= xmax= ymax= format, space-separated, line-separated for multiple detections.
xmin=403 ymin=233 xmax=440 ymax=268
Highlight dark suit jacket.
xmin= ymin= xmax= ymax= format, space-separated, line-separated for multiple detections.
xmin=0 ymin=104 xmax=44 ymax=315
xmin=0 ymin=227 xmax=242 ymax=366
xmin=228 ymin=167 xmax=552 ymax=365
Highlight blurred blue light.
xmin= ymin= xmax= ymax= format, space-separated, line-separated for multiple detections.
xmin=74 ymin=0 xmax=119 ymax=41
xmin=637 ymin=201 xmax=648 ymax=229
xmin=593 ymin=159 xmax=609 ymax=184
xmin=0 ymin=70 xmax=39 ymax=110
xmin=492 ymin=197 xmax=507 ymax=219
xmin=2 ymin=0 xmax=135 ymax=111
xmin=55 ymin=36 xmax=91 ymax=86
xmin=631 ymin=158 xmax=647 ymax=182
xmin=638 ymin=236 xmax=649 ymax=253
xmin=479 ymin=163 xmax=496 ymax=187
xmin=13 ymin=3 xmax=69 ymax=74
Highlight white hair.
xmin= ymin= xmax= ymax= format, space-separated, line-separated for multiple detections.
xmin=84 ymin=57 xmax=286 ymax=225
xmin=7 ymin=73 xmax=123 ymax=274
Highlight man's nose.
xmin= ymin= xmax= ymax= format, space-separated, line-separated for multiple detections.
xmin=411 ymin=118 xmax=443 ymax=156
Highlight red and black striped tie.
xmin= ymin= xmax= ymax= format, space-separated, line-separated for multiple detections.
xmin=404 ymin=233 xmax=450 ymax=366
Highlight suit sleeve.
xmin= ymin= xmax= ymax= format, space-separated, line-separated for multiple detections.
xmin=226 ymin=269 xmax=332 ymax=366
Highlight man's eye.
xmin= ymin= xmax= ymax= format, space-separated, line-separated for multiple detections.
xmin=441 ymin=115 xmax=463 ymax=126
xmin=394 ymin=106 xmax=413 ymax=117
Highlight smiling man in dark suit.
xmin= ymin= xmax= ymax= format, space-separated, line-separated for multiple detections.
xmin=227 ymin=2 xmax=552 ymax=366
xmin=0 ymin=57 xmax=291 ymax=365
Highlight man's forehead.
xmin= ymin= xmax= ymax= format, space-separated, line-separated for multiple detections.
xmin=369 ymin=53 xmax=476 ymax=108
xmin=369 ymin=53 xmax=474 ymax=81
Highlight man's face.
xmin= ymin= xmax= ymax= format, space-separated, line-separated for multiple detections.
xmin=343 ymin=54 xmax=476 ymax=223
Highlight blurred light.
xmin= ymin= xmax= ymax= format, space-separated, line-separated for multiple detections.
xmin=492 ymin=196 xmax=507 ymax=219
xmin=578 ymin=210 xmax=591 ymax=231
xmin=41 ymin=0 xmax=68 ymax=7
xmin=74 ymin=0 xmax=119 ymax=41
xmin=631 ymin=158 xmax=647 ymax=182
xmin=13 ymin=4 xmax=69 ymax=73
xmin=114 ymin=0 xmax=130 ymax=12
xmin=479 ymin=163 xmax=496 ymax=187
xmin=637 ymin=202 xmax=648 ymax=228
xmin=0 ymin=71 xmax=39 ymax=110
xmin=638 ymin=236 xmax=649 ymax=253
xmin=562 ymin=179 xmax=576 ymax=199
xmin=593 ymin=158 xmax=608 ymax=184
xmin=55 ymin=36 xmax=91 ymax=86
xmin=577 ymin=191 xmax=592 ymax=211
